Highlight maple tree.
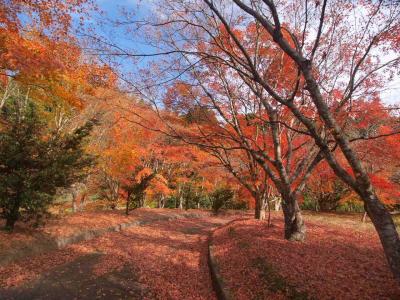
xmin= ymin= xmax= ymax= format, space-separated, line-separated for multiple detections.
xmin=305 ymin=98 xmax=400 ymax=212
xmin=204 ymin=0 xmax=400 ymax=279
xmin=0 ymin=0 xmax=115 ymax=110
xmin=109 ymin=0 xmax=400 ymax=279
xmin=82 ymin=89 xmax=238 ymax=213
xmin=1 ymin=0 xmax=400 ymax=295
xmin=129 ymin=22 xmax=322 ymax=240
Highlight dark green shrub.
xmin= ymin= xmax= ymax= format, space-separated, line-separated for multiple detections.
xmin=210 ymin=187 xmax=234 ymax=214
xmin=0 ymin=96 xmax=95 ymax=231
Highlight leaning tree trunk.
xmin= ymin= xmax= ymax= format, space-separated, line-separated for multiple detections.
xmin=281 ymin=195 xmax=306 ymax=242
xmin=298 ymin=51 xmax=400 ymax=279
xmin=360 ymin=188 xmax=400 ymax=281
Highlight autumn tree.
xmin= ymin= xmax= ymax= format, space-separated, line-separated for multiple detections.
xmin=81 ymin=89 xmax=227 ymax=212
xmin=144 ymin=29 xmax=322 ymax=240
xmin=305 ymin=98 xmax=400 ymax=212
xmin=162 ymin=0 xmax=400 ymax=279
xmin=90 ymin=0 xmax=400 ymax=279
xmin=0 ymin=0 xmax=115 ymax=110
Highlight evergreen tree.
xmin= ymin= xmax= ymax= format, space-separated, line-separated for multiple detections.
xmin=211 ymin=187 xmax=234 ymax=214
xmin=0 ymin=95 xmax=96 ymax=231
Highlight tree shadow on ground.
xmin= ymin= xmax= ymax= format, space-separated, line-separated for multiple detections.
xmin=0 ymin=216 xmax=230 ymax=300
xmin=212 ymin=217 xmax=400 ymax=299
xmin=0 ymin=252 xmax=153 ymax=300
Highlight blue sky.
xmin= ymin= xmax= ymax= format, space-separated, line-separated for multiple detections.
xmin=78 ymin=1 xmax=399 ymax=105
xmin=74 ymin=0 xmax=160 ymax=91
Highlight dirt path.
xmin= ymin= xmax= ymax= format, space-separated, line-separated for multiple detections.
xmin=0 ymin=216 xmax=231 ymax=299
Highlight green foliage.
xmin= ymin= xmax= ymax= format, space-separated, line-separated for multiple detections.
xmin=198 ymin=193 xmax=212 ymax=208
xmin=225 ymin=198 xmax=248 ymax=210
xmin=336 ymin=200 xmax=365 ymax=213
xmin=0 ymin=96 xmax=95 ymax=230
xmin=163 ymin=183 xmax=211 ymax=209
xmin=301 ymin=193 xmax=365 ymax=213
xmin=181 ymin=184 xmax=209 ymax=209
xmin=300 ymin=195 xmax=319 ymax=211
xmin=162 ymin=184 xmax=244 ymax=212
xmin=164 ymin=195 xmax=178 ymax=209
xmin=302 ymin=180 xmax=349 ymax=212
xmin=210 ymin=187 xmax=234 ymax=214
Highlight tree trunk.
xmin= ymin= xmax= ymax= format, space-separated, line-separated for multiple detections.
xmin=142 ymin=194 xmax=146 ymax=208
xmin=254 ymin=195 xmax=266 ymax=220
xmin=184 ymin=197 xmax=189 ymax=210
xmin=158 ymin=195 xmax=165 ymax=209
xmin=4 ymin=202 xmax=19 ymax=231
xmin=362 ymin=211 xmax=367 ymax=223
xmin=5 ymin=216 xmax=17 ymax=231
xmin=71 ymin=188 xmax=78 ymax=213
xmin=274 ymin=197 xmax=281 ymax=211
xmin=297 ymin=48 xmax=400 ymax=279
xmin=259 ymin=209 xmax=266 ymax=220
xmin=179 ymin=195 xmax=183 ymax=210
xmin=79 ymin=193 xmax=87 ymax=211
xmin=125 ymin=192 xmax=131 ymax=215
xmin=255 ymin=199 xmax=261 ymax=219
xmin=361 ymin=190 xmax=400 ymax=281
xmin=137 ymin=194 xmax=145 ymax=208
xmin=282 ymin=195 xmax=306 ymax=242
xmin=267 ymin=199 xmax=272 ymax=228
xmin=72 ymin=197 xmax=78 ymax=213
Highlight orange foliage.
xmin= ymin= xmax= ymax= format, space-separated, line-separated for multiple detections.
xmin=0 ymin=0 xmax=113 ymax=108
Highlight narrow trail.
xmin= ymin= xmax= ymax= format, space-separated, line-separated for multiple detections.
xmin=0 ymin=216 xmax=231 ymax=300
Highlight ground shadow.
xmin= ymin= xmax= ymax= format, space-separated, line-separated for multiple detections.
xmin=0 ymin=253 xmax=152 ymax=300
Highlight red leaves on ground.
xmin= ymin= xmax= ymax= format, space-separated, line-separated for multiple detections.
xmin=212 ymin=214 xmax=400 ymax=300
xmin=0 ymin=209 xmax=208 ymax=251
xmin=0 ymin=210 xmax=235 ymax=299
